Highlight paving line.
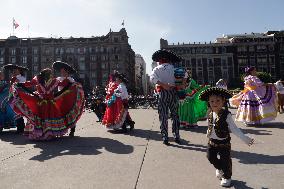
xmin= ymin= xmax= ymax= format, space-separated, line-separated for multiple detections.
xmin=134 ymin=111 xmax=157 ymax=189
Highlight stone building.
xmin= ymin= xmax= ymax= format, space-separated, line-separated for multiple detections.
xmin=0 ymin=28 xmax=136 ymax=92
xmin=161 ymin=30 xmax=284 ymax=88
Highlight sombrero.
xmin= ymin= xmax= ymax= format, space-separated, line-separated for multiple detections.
xmin=114 ymin=72 xmax=128 ymax=83
xmin=52 ymin=61 xmax=76 ymax=74
xmin=199 ymin=87 xmax=232 ymax=101
xmin=152 ymin=49 xmax=182 ymax=63
xmin=3 ymin=64 xmax=29 ymax=71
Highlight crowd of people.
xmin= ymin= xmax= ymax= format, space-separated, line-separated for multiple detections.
xmin=1 ymin=49 xmax=283 ymax=187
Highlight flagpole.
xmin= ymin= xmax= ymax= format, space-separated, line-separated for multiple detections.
xmin=12 ymin=17 xmax=14 ymax=36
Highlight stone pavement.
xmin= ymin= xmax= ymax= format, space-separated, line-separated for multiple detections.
xmin=0 ymin=108 xmax=284 ymax=189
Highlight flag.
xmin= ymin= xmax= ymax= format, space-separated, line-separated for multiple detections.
xmin=121 ymin=20 xmax=124 ymax=26
xmin=13 ymin=18 xmax=19 ymax=29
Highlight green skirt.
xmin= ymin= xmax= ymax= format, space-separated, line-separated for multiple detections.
xmin=178 ymin=86 xmax=209 ymax=126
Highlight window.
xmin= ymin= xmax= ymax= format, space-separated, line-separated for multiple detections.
xmin=114 ymin=55 xmax=119 ymax=60
xmin=102 ymin=72 xmax=108 ymax=79
xmin=11 ymin=48 xmax=16 ymax=55
xmin=79 ymin=56 xmax=85 ymax=62
xmin=33 ymin=47 xmax=38 ymax=55
xmin=22 ymin=56 xmax=27 ymax=64
xmin=92 ymin=79 xmax=97 ymax=87
xmin=79 ymin=63 xmax=85 ymax=71
xmin=0 ymin=48 xmax=4 ymax=55
xmin=250 ymin=56 xmax=255 ymax=66
xmin=55 ymin=48 xmax=60 ymax=55
xmin=45 ymin=48 xmax=50 ymax=55
xmin=33 ymin=56 xmax=38 ymax=63
xmin=221 ymin=59 xmax=227 ymax=69
xmin=11 ymin=57 xmax=16 ymax=64
xmin=101 ymin=62 xmax=106 ymax=69
xmin=249 ymin=46 xmax=254 ymax=52
xmin=77 ymin=47 xmax=86 ymax=54
xmin=237 ymin=46 xmax=247 ymax=52
xmin=22 ymin=48 xmax=27 ymax=55
xmin=91 ymin=72 xmax=97 ymax=78
xmin=91 ymin=56 xmax=96 ymax=61
xmin=0 ymin=57 xmax=4 ymax=64
xmin=33 ymin=65 xmax=38 ymax=72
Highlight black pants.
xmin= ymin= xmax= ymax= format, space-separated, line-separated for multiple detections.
xmin=16 ymin=117 xmax=25 ymax=132
xmin=207 ymin=140 xmax=232 ymax=179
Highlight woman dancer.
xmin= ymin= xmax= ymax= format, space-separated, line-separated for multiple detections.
xmin=230 ymin=67 xmax=277 ymax=125
xmin=11 ymin=68 xmax=84 ymax=140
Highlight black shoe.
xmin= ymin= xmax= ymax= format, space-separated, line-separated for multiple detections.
xmin=174 ymin=138 xmax=181 ymax=144
xmin=69 ymin=131 xmax=75 ymax=137
xmin=121 ymin=124 xmax=128 ymax=133
xmin=129 ymin=121 xmax=135 ymax=131
xmin=163 ymin=139 xmax=169 ymax=145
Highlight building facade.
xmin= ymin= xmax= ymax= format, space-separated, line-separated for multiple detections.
xmin=0 ymin=28 xmax=136 ymax=92
xmin=161 ymin=30 xmax=284 ymax=88
xmin=135 ymin=54 xmax=147 ymax=95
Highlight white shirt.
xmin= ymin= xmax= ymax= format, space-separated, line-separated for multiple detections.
xmin=16 ymin=74 xmax=26 ymax=83
xmin=150 ymin=63 xmax=175 ymax=85
xmin=208 ymin=112 xmax=251 ymax=145
xmin=275 ymin=81 xmax=284 ymax=94
xmin=57 ymin=76 xmax=75 ymax=91
xmin=114 ymin=83 xmax=128 ymax=100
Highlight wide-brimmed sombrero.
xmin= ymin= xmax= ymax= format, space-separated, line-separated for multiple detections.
xmin=52 ymin=61 xmax=76 ymax=74
xmin=199 ymin=87 xmax=232 ymax=101
xmin=152 ymin=49 xmax=182 ymax=63
xmin=3 ymin=64 xmax=29 ymax=71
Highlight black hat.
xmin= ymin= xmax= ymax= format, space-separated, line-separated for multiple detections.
xmin=114 ymin=72 xmax=128 ymax=83
xmin=199 ymin=87 xmax=232 ymax=101
xmin=3 ymin=64 xmax=29 ymax=71
xmin=52 ymin=61 xmax=76 ymax=74
xmin=152 ymin=49 xmax=182 ymax=63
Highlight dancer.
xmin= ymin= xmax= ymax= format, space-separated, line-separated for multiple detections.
xmin=0 ymin=70 xmax=18 ymax=132
xmin=102 ymin=72 xmax=133 ymax=132
xmin=230 ymin=67 xmax=277 ymax=125
xmin=178 ymin=69 xmax=209 ymax=128
xmin=199 ymin=87 xmax=254 ymax=187
xmin=3 ymin=64 xmax=28 ymax=134
xmin=150 ymin=49 xmax=181 ymax=145
xmin=11 ymin=68 xmax=84 ymax=140
xmin=52 ymin=61 xmax=80 ymax=137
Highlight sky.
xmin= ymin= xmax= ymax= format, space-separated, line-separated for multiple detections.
xmin=1 ymin=0 xmax=284 ymax=74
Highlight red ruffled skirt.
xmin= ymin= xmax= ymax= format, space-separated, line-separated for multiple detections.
xmin=102 ymin=97 xmax=127 ymax=129
xmin=11 ymin=83 xmax=85 ymax=140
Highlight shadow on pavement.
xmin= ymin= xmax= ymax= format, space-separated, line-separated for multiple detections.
xmin=0 ymin=133 xmax=134 ymax=162
xmin=167 ymin=142 xmax=284 ymax=165
xmin=240 ymin=128 xmax=272 ymax=136
xmin=242 ymin=122 xmax=284 ymax=129
xmin=231 ymin=180 xmax=254 ymax=189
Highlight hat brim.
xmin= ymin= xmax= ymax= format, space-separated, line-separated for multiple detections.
xmin=52 ymin=61 xmax=76 ymax=74
xmin=199 ymin=87 xmax=232 ymax=101
xmin=3 ymin=64 xmax=29 ymax=71
xmin=152 ymin=49 xmax=182 ymax=63
xmin=114 ymin=72 xmax=128 ymax=83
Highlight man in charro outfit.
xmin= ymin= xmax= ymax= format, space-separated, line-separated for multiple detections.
xmin=150 ymin=49 xmax=182 ymax=145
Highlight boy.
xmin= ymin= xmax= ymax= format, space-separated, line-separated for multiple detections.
xmin=199 ymin=87 xmax=254 ymax=187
